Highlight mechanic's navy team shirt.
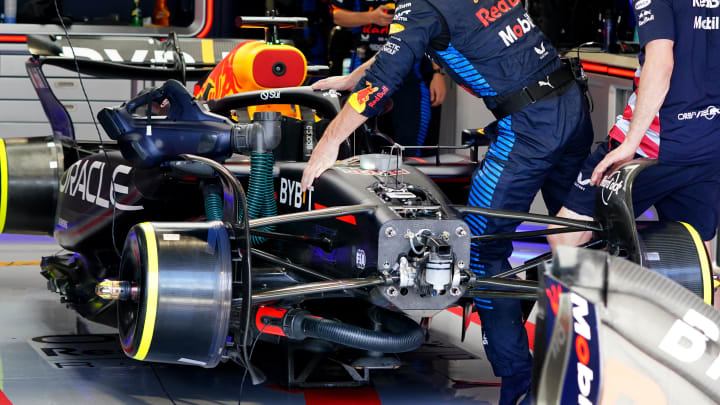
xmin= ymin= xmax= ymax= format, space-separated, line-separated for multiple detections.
xmin=611 ymin=0 xmax=720 ymax=165
xmin=331 ymin=0 xmax=396 ymax=55
xmin=346 ymin=0 xmax=561 ymax=117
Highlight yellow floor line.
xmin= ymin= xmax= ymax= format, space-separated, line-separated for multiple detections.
xmin=0 ymin=261 xmax=41 ymax=267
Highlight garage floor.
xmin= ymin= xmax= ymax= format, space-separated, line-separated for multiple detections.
xmin=0 ymin=234 xmax=545 ymax=405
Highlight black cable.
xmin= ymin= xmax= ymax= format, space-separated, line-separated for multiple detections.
xmin=150 ymin=364 xmax=178 ymax=405
xmin=52 ymin=0 xmax=121 ymax=258
xmin=237 ymin=323 xmax=267 ymax=405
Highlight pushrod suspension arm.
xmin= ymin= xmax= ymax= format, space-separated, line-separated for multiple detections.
xmin=236 ymin=276 xmax=389 ymax=304
xmin=249 ymin=204 xmax=376 ymax=229
xmin=452 ymin=206 xmax=602 ymax=232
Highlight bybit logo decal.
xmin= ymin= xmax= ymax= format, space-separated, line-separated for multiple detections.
xmin=659 ymin=309 xmax=720 ymax=382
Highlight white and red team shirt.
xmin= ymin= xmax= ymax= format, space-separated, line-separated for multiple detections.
xmin=608 ymin=66 xmax=661 ymax=158
xmin=613 ymin=0 xmax=720 ymax=165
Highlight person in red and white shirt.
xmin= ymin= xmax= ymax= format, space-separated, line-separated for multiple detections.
xmin=549 ymin=0 xmax=720 ymax=251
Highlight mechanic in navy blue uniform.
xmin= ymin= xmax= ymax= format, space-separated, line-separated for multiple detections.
xmin=329 ymin=0 xmax=446 ymax=152
xmin=302 ymin=1 xmax=593 ymax=403
xmin=548 ymin=0 xmax=720 ymax=253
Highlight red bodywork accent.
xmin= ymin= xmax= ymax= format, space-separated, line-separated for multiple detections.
xmin=0 ymin=389 xmax=12 ymax=405
xmin=252 ymin=49 xmax=306 ymax=88
xmin=0 ymin=35 xmax=26 ymax=43
xmin=313 ymin=203 xmax=357 ymax=225
xmin=194 ymin=41 xmax=252 ymax=100
xmin=255 ymin=306 xmax=287 ymax=336
xmin=581 ymin=62 xmax=635 ymax=79
xmin=196 ymin=0 xmax=214 ymax=38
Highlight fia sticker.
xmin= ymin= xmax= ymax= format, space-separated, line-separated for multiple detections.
xmin=356 ymin=249 xmax=366 ymax=270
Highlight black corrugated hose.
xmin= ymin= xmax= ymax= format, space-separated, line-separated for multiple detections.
xmin=298 ymin=308 xmax=424 ymax=353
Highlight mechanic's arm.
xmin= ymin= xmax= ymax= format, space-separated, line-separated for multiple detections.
xmin=333 ymin=6 xmax=393 ymax=28
xmin=312 ymin=56 xmax=377 ymax=91
xmin=300 ymin=104 xmax=368 ymax=191
xmin=302 ymin=0 xmax=443 ymax=191
xmin=590 ymin=39 xmax=674 ymax=185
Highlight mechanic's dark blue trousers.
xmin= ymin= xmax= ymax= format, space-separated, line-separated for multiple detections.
xmin=467 ymin=84 xmax=593 ymax=385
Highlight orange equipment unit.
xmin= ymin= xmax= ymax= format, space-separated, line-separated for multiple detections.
xmin=195 ymin=40 xmax=308 ymax=120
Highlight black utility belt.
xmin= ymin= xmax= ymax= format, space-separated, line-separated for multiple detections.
xmin=490 ymin=64 xmax=576 ymax=120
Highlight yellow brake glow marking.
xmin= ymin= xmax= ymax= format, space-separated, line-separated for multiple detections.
xmin=134 ymin=222 xmax=159 ymax=360
xmin=0 ymin=139 xmax=7 ymax=234
xmin=201 ymin=39 xmax=215 ymax=64
xmin=680 ymin=222 xmax=712 ymax=305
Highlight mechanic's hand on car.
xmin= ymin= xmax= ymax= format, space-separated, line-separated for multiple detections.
xmin=301 ymin=134 xmax=341 ymax=191
xmin=590 ymin=142 xmax=637 ymax=186
xmin=312 ymin=74 xmax=357 ymax=92
xmin=370 ymin=5 xmax=394 ymax=26
xmin=429 ymin=73 xmax=446 ymax=107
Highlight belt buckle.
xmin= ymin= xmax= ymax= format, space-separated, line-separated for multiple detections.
xmin=521 ymin=87 xmax=536 ymax=104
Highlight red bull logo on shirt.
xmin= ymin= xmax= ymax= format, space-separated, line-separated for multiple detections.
xmin=475 ymin=0 xmax=521 ymax=27
xmin=349 ymin=81 xmax=379 ymax=113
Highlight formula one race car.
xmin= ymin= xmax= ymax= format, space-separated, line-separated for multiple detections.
xmin=3 ymin=25 xmax=719 ymax=401
xmin=2 ymin=74 xmax=716 ymax=390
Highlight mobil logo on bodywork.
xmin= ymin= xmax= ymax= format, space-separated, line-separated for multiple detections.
xmin=540 ymin=277 xmax=601 ymax=405
xmin=562 ymin=293 xmax=601 ymax=405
